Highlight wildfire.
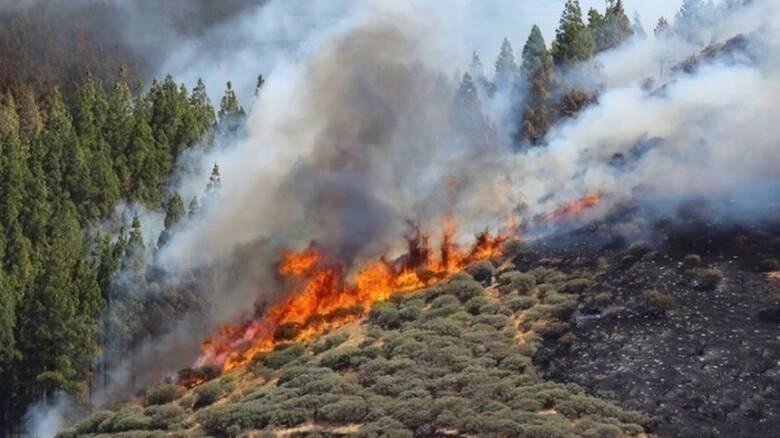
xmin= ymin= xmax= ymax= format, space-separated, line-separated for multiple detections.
xmin=196 ymin=219 xmax=513 ymax=371
xmin=546 ymin=192 xmax=602 ymax=222
xmin=195 ymin=192 xmax=601 ymax=374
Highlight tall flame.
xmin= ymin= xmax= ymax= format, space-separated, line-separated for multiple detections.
xmin=196 ymin=219 xmax=512 ymax=372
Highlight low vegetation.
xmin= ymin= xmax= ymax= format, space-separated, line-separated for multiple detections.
xmin=58 ymin=260 xmax=651 ymax=437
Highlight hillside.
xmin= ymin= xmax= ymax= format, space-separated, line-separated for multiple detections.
xmin=56 ymin=252 xmax=655 ymax=437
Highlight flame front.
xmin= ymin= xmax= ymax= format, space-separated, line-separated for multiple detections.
xmin=196 ymin=193 xmax=601 ymax=373
xmin=196 ymin=220 xmax=512 ymax=371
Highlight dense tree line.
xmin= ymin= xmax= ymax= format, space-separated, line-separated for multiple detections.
xmin=0 ymin=69 xmax=247 ymax=434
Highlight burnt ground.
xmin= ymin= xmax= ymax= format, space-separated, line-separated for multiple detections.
xmin=523 ymin=219 xmax=780 ymax=438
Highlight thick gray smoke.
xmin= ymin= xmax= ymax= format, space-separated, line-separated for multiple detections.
xmin=38 ymin=0 xmax=780 ymax=434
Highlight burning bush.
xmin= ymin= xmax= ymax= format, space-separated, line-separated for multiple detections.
xmin=177 ymin=364 xmax=222 ymax=387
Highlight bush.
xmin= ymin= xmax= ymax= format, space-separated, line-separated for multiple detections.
xmin=693 ymin=268 xmax=723 ymax=290
xmin=464 ymin=296 xmax=491 ymax=315
xmin=626 ymin=241 xmax=652 ymax=257
xmin=320 ymin=346 xmax=371 ymax=370
xmin=448 ymin=272 xmax=474 ymax=283
xmin=145 ymin=383 xmax=182 ymax=406
xmin=466 ymin=260 xmax=496 ymax=284
xmin=592 ymin=292 xmax=614 ymax=307
xmin=313 ymin=331 xmax=350 ymax=354
xmin=399 ymin=304 xmax=422 ymax=321
xmin=273 ymin=322 xmax=303 ymax=341
xmin=71 ymin=410 xmax=115 ymax=435
xmin=369 ymin=303 xmax=401 ymax=329
xmin=194 ymin=381 xmax=224 ymax=409
xmin=255 ymin=342 xmax=305 ymax=369
xmin=176 ymin=365 xmax=222 ymax=387
xmin=683 ymin=254 xmax=703 ymax=269
xmin=144 ymin=404 xmax=186 ymax=430
xmin=316 ymin=396 xmax=369 ymax=423
xmin=559 ymin=278 xmax=591 ymax=294
xmin=506 ymin=296 xmax=538 ymax=312
xmin=640 ymin=290 xmax=675 ymax=316
xmin=499 ymin=271 xmax=536 ymax=294
xmin=443 ymin=280 xmax=485 ymax=303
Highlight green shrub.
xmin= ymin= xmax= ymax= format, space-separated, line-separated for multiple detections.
xmin=506 ymin=296 xmax=538 ymax=312
xmin=499 ymin=354 xmax=532 ymax=373
xmin=499 ymin=271 xmax=536 ymax=294
xmin=312 ymin=331 xmax=350 ymax=354
xmin=144 ymin=403 xmax=185 ymax=430
xmin=71 ymin=410 xmax=115 ymax=435
xmin=110 ymin=405 xmax=150 ymax=432
xmin=194 ymin=380 xmax=224 ymax=409
xmin=399 ymin=304 xmax=422 ymax=321
xmin=316 ymin=396 xmax=369 ymax=423
xmin=693 ymin=268 xmax=723 ymax=290
xmin=369 ymin=303 xmax=401 ymax=329
xmin=559 ymin=278 xmax=591 ymax=294
xmin=359 ymin=416 xmax=414 ymax=438
xmin=466 ymin=260 xmax=496 ymax=284
xmin=448 ymin=272 xmax=474 ymax=283
xmin=254 ymin=342 xmax=305 ymax=369
xmin=443 ymin=280 xmax=485 ymax=303
xmin=465 ymin=296 xmax=491 ymax=315
xmin=320 ymin=346 xmax=371 ymax=370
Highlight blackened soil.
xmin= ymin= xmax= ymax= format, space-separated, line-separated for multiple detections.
xmin=528 ymin=221 xmax=780 ymax=438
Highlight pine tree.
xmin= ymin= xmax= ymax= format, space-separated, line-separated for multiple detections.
xmin=675 ymin=0 xmax=716 ymax=44
xmin=255 ymin=74 xmax=266 ymax=97
xmin=494 ymin=38 xmax=518 ymax=88
xmin=127 ymin=99 xmax=162 ymax=205
xmin=122 ymin=215 xmax=146 ymax=280
xmin=655 ymin=17 xmax=671 ymax=37
xmin=218 ymin=81 xmax=245 ymax=134
xmin=468 ymin=52 xmax=485 ymax=82
xmin=157 ymin=193 xmax=185 ymax=248
xmin=589 ymin=1 xmax=632 ymax=53
xmin=187 ymin=196 xmax=200 ymax=219
xmin=632 ymin=12 xmax=647 ymax=38
xmin=552 ymin=0 xmax=595 ymax=68
xmin=521 ymin=25 xmax=553 ymax=78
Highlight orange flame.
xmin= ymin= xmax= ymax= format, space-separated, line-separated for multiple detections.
xmin=546 ymin=192 xmax=601 ymax=222
xmin=196 ymin=193 xmax=601 ymax=373
xmin=196 ymin=220 xmax=512 ymax=371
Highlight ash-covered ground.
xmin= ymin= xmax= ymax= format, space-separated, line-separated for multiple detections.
xmin=520 ymin=214 xmax=780 ymax=438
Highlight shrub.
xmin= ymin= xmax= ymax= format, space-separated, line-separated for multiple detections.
xmin=626 ymin=241 xmax=652 ymax=257
xmin=369 ymin=303 xmax=401 ymax=329
xmin=194 ymin=380 xmax=224 ymax=409
xmin=640 ymin=290 xmax=675 ymax=316
xmin=144 ymin=404 xmax=186 ymax=430
xmin=448 ymin=272 xmax=474 ymax=283
xmin=320 ymin=346 xmax=371 ymax=370
xmin=255 ymin=342 xmax=305 ymax=369
xmin=71 ymin=410 xmax=115 ymax=435
xmin=559 ymin=278 xmax=591 ymax=294
xmin=312 ymin=331 xmax=350 ymax=354
xmin=316 ymin=396 xmax=369 ymax=423
xmin=145 ymin=383 xmax=181 ymax=406
xmin=499 ymin=354 xmax=532 ymax=373
xmin=499 ymin=271 xmax=536 ymax=294
xmin=273 ymin=322 xmax=303 ymax=341
xmin=506 ymin=296 xmax=537 ymax=312
xmin=176 ymin=365 xmax=222 ymax=387
xmin=444 ymin=280 xmax=485 ymax=303
xmin=683 ymin=254 xmax=703 ymax=269
xmin=592 ymin=292 xmax=614 ymax=307
xmin=466 ymin=260 xmax=496 ymax=284
xmin=399 ymin=304 xmax=422 ymax=321
xmin=693 ymin=268 xmax=723 ymax=290
xmin=465 ymin=296 xmax=491 ymax=315
xmin=110 ymin=405 xmax=150 ymax=432
xmin=359 ymin=416 xmax=414 ymax=438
